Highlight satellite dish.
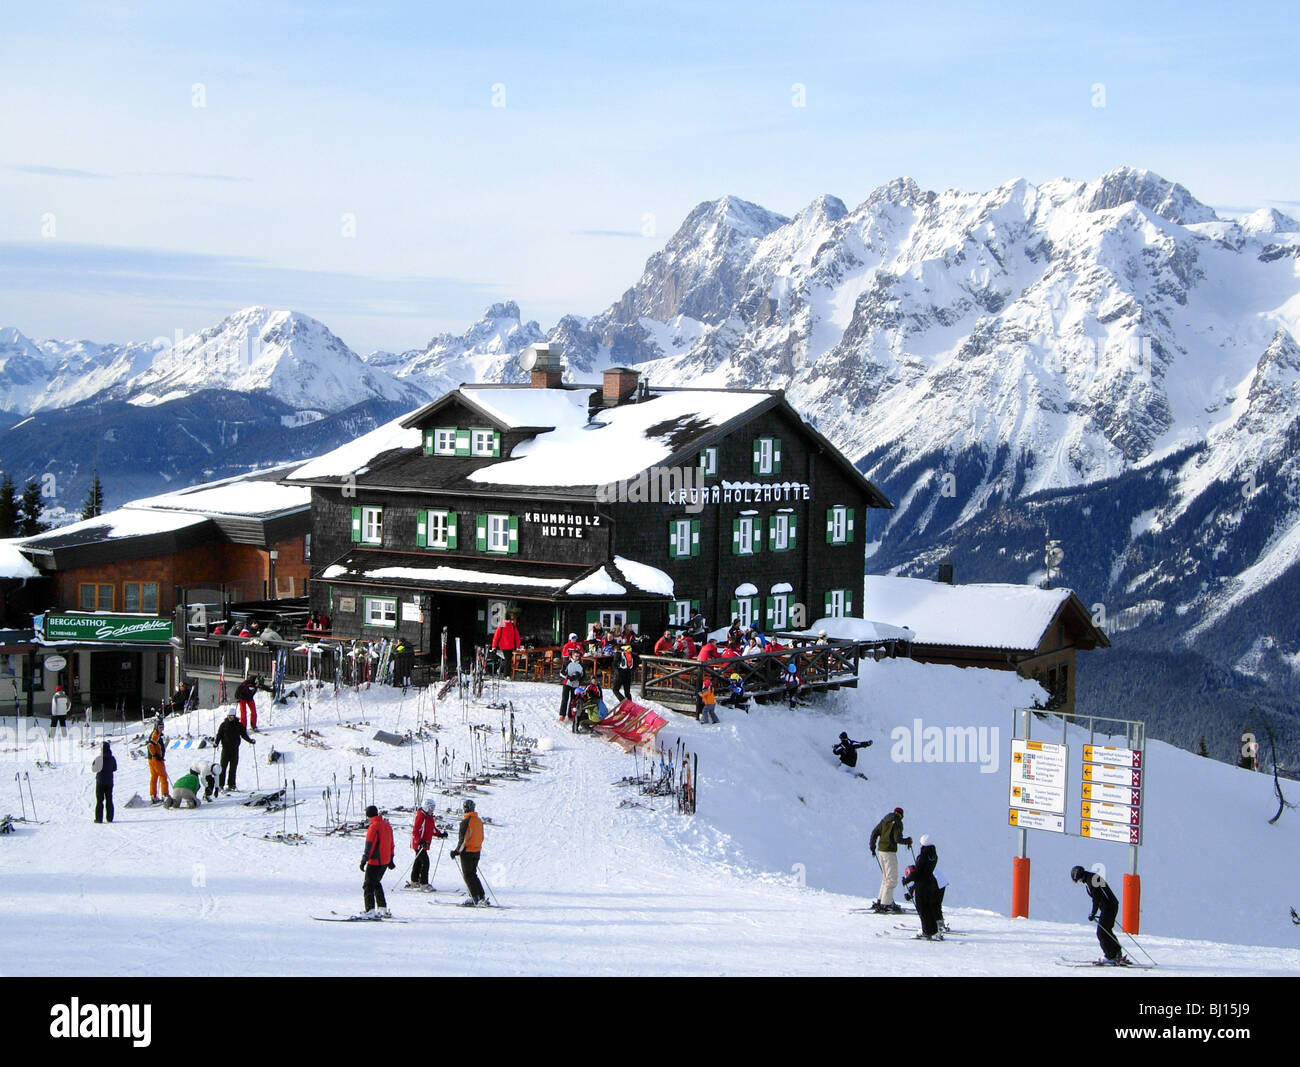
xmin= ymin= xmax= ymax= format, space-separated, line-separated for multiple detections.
xmin=518 ymin=348 xmax=538 ymax=371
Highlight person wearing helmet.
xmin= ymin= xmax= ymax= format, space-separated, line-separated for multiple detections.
xmin=146 ymin=718 xmax=170 ymax=804
xmin=833 ymin=731 xmax=873 ymax=770
xmin=1071 ymin=864 xmax=1125 ymax=963
xmin=214 ymin=710 xmax=255 ymax=791
xmin=360 ymin=805 xmax=396 ymax=918
xmin=868 ymin=806 xmax=913 ymax=913
xmin=696 ymin=677 xmax=719 ymax=724
xmin=49 ymin=684 xmax=72 ymax=738
xmin=450 ymin=799 xmax=487 ymax=905
xmin=164 ymin=766 xmax=202 ymax=809
xmin=721 ymin=671 xmax=748 ymax=710
xmin=409 ymin=798 xmax=447 ymax=888
xmin=783 ymin=660 xmax=805 ymax=707
xmin=902 ymin=834 xmax=942 ymax=938
xmin=611 ymin=642 xmax=635 ymax=704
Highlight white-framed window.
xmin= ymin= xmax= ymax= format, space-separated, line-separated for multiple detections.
xmin=752 ymin=437 xmax=782 ymax=475
xmin=735 ymin=597 xmax=756 ymax=629
xmin=433 ymin=427 xmax=457 ymax=455
xmin=487 ymin=513 xmax=511 ymax=553
xmin=732 ymin=515 xmax=762 ymax=555
xmin=769 ymin=512 xmax=794 ymax=551
xmin=669 ymin=599 xmax=697 ymax=627
xmin=471 ymin=427 xmax=500 ymax=457
xmin=599 ymin=610 xmax=626 ymax=631
xmin=427 ymin=510 xmax=450 ymax=549
xmin=826 ymin=505 xmax=854 ymax=544
xmin=365 ymin=597 xmax=397 ymax=628
xmin=824 ymin=588 xmax=853 ymax=618
xmin=669 ymin=518 xmax=700 ymax=559
xmin=699 ymin=447 xmax=717 ymax=477
xmin=766 ymin=591 xmax=790 ymax=630
xmin=361 ymin=506 xmax=383 ymax=545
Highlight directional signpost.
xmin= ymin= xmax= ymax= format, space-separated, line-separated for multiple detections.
xmin=1009 ymin=738 xmax=1068 ymax=834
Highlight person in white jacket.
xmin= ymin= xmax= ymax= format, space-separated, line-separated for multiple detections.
xmin=50 ymin=685 xmax=72 ymax=737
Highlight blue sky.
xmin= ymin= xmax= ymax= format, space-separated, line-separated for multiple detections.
xmin=2 ymin=1 xmax=1297 ymax=352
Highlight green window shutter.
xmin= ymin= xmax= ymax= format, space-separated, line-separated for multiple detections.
xmin=628 ymin=610 xmax=641 ymax=627
xmin=475 ymin=514 xmax=487 ymax=552
xmin=730 ymin=599 xmax=738 ymax=620
xmin=824 ymin=590 xmax=833 ymax=617
xmin=492 ymin=431 xmax=501 ymax=457
xmin=773 ymin=438 xmax=782 ymax=474
xmin=789 ymin=514 xmax=798 ymax=547
xmin=752 ymin=519 xmax=762 ymax=554
xmin=691 ymin=599 xmax=700 ymax=614
xmin=752 ymin=441 xmax=762 ymax=474
xmin=731 ymin=518 xmax=741 ymax=554
xmin=825 ymin=509 xmax=834 ymax=543
xmin=350 ymin=505 xmax=362 ymax=543
xmin=446 ymin=513 xmax=458 ymax=550
xmin=668 ymin=520 xmax=680 ymax=559
xmin=749 ymin=596 xmax=760 ymax=621
xmin=416 ymin=509 xmax=428 ymax=549
xmin=455 ymin=430 xmax=471 ymax=456
xmin=690 ymin=519 xmax=701 ymax=556
xmin=845 ymin=590 xmax=854 ymax=615
xmin=585 ymin=610 xmax=600 ymax=628
xmin=847 ymin=509 xmax=855 ymax=543
xmin=507 ymin=515 xmax=519 ymax=554
xmin=765 ymin=596 xmax=775 ymax=628
xmin=423 ymin=430 xmax=433 ymax=455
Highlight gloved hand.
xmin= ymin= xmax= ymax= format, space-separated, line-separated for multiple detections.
xmin=870 ymin=848 xmax=876 ymax=857
xmin=903 ymin=837 xmax=913 ymax=846
xmin=1088 ymin=913 xmax=1097 ymax=923
xmin=388 ymin=861 xmax=396 ymax=870
xmin=451 ymin=850 xmax=460 ymax=859
xmin=359 ymin=862 xmax=366 ymax=872
xmin=863 ymin=740 xmax=873 ymax=747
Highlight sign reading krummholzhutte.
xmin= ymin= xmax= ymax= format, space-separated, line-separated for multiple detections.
xmin=43 ymin=614 xmax=174 ymax=644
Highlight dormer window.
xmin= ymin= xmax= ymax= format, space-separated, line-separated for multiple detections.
xmin=471 ymin=428 xmax=501 ymax=457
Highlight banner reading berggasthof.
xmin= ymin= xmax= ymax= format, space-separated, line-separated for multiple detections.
xmin=43 ymin=614 xmax=174 ymax=645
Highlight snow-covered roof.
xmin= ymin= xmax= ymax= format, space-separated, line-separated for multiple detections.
xmin=795 ymin=616 xmax=914 ymax=643
xmin=127 ymin=465 xmax=310 ymax=517
xmin=613 ymin=556 xmax=674 ymax=597
xmin=19 ymin=507 xmax=210 ymax=551
xmin=287 ymin=411 xmax=423 ymax=482
xmin=322 ymin=563 xmax=570 ymax=590
xmin=863 ymin=575 xmax=1073 ymax=651
xmin=0 ymin=539 xmax=41 ymax=579
xmin=565 ymin=567 xmax=627 ymax=597
xmin=464 ymin=388 xmax=773 ymax=488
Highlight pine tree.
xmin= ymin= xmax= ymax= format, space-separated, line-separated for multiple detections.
xmin=0 ymin=473 xmax=18 ymax=538
xmin=81 ymin=472 xmax=104 ymax=520
xmin=17 ymin=479 xmax=48 ymax=536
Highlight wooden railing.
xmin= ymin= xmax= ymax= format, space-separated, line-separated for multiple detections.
xmin=640 ymin=636 xmax=866 ymax=709
xmin=183 ymin=633 xmax=339 ymax=683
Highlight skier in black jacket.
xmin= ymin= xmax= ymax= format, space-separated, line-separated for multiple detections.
xmin=1071 ymin=865 xmax=1125 ymax=963
xmin=833 ymin=732 xmax=872 ymax=769
xmin=92 ymin=742 xmax=117 ymax=823
xmin=214 ymin=711 xmax=256 ymax=790
xmin=903 ymin=835 xmax=941 ymax=938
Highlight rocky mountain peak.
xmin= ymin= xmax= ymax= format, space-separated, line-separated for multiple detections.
xmin=1083 ymin=166 xmax=1217 ymax=225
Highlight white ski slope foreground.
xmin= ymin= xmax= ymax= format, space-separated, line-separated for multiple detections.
xmin=1 ymin=659 xmax=1297 ymax=977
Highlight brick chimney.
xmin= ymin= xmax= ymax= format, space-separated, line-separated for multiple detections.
xmin=602 ymin=366 xmax=641 ymax=406
xmin=526 ymin=343 xmax=564 ymax=388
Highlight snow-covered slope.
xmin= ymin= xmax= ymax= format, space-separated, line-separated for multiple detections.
xmin=1 ymin=660 xmax=1296 ymax=976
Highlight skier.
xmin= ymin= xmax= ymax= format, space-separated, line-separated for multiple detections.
xmin=490 ymin=613 xmax=522 ymax=674
xmin=146 ymin=717 xmax=170 ymax=804
xmin=214 ymin=711 xmax=255 ymax=791
xmin=450 ymin=799 xmax=486 ymax=906
xmin=164 ymin=764 xmax=204 ymax=809
xmin=558 ymin=651 xmax=585 ymax=721
xmin=783 ymin=662 xmax=805 ymax=707
xmin=202 ymin=760 xmax=221 ymax=802
xmin=902 ymin=834 xmax=942 ymax=939
xmin=92 ymin=741 xmax=116 ymax=823
xmin=695 ymin=679 xmax=720 ymax=724
xmin=611 ymin=643 xmax=635 ymax=704
xmin=235 ymin=675 xmax=263 ymax=730
xmin=410 ymin=798 xmax=446 ymax=887
xmin=868 ymin=806 xmax=913 ymax=913
xmin=1071 ymin=865 xmax=1125 ymax=964
xmin=49 ymin=685 xmax=72 ymax=737
xmin=392 ymin=639 xmax=414 ymax=688
xmin=833 ymin=731 xmax=873 ymax=770
xmin=720 ymin=672 xmax=749 ymax=710
xmin=360 ymin=805 xmax=396 ymax=918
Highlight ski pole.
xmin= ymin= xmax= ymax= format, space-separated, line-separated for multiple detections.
xmin=15 ymin=773 xmax=25 ymax=821
xmin=478 ymin=864 xmax=498 ymax=906
xmin=430 ymin=835 xmax=446 ymax=884
xmin=25 ymin=772 xmax=37 ymax=821
xmin=292 ymin=778 xmax=299 ymax=837
xmin=1118 ymin=925 xmax=1156 ymax=966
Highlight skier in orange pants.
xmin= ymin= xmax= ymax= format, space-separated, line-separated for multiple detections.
xmin=147 ymin=718 xmax=170 ymax=803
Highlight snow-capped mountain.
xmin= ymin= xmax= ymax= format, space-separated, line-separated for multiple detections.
xmin=0 ymin=307 xmax=427 ymax=417
xmin=363 ymin=301 xmax=545 ymax=396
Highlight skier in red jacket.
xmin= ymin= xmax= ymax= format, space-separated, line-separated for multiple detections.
xmin=360 ymin=805 xmax=396 ymax=917
xmin=490 ymin=615 xmax=523 ymax=674
xmin=409 ymin=798 xmax=446 ymax=888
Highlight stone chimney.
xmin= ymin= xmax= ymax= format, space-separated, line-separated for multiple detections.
xmin=601 ymin=366 xmax=641 ymax=406
xmin=526 ymin=343 xmax=564 ymax=388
